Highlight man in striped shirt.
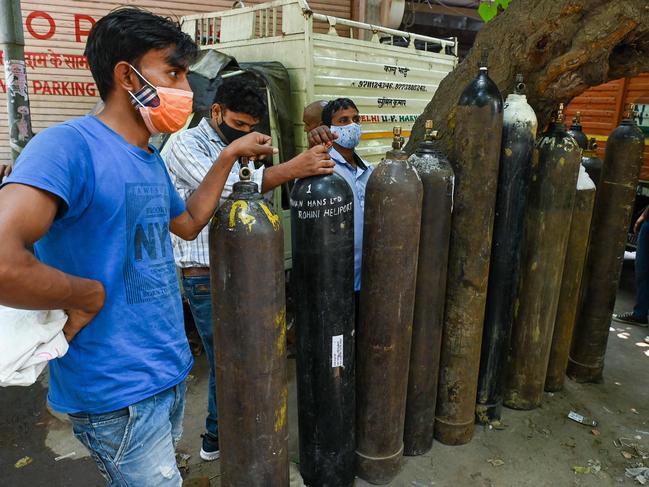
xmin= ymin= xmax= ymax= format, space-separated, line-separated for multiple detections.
xmin=164 ymin=76 xmax=333 ymax=461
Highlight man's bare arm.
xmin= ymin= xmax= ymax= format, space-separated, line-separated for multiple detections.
xmin=0 ymin=184 xmax=105 ymax=340
xmin=260 ymin=145 xmax=335 ymax=193
xmin=634 ymin=205 xmax=649 ymax=234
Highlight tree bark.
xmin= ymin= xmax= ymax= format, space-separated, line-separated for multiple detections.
xmin=405 ymin=0 xmax=649 ymax=155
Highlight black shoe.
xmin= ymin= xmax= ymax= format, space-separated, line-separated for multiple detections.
xmin=200 ymin=433 xmax=220 ymax=461
xmin=612 ymin=312 xmax=648 ymax=327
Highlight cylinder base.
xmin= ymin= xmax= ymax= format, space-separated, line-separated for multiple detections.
xmin=544 ymin=377 xmax=565 ymax=393
xmin=475 ymin=401 xmax=503 ymax=425
xmin=303 ymin=477 xmax=353 ymax=487
xmin=301 ymin=467 xmax=354 ymax=487
xmin=433 ymin=418 xmax=474 ymax=445
xmin=355 ymin=444 xmax=404 ymax=485
xmin=566 ymin=357 xmax=604 ymax=383
xmin=403 ymin=437 xmax=432 ymax=457
xmin=503 ymin=393 xmax=540 ymax=411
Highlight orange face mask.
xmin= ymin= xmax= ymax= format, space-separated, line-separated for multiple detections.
xmin=128 ymin=65 xmax=194 ymax=135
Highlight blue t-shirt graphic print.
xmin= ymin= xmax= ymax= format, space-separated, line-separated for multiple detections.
xmin=3 ymin=115 xmax=192 ymax=414
xmin=124 ymin=182 xmax=178 ymax=304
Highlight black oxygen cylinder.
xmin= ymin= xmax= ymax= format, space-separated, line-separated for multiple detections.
xmin=476 ymin=75 xmax=537 ymax=424
xmin=568 ymin=106 xmax=645 ymax=383
xmin=436 ymin=49 xmax=503 ymax=446
xmin=210 ymin=166 xmax=288 ymax=487
xmin=581 ymin=138 xmax=603 ymax=187
xmin=356 ymin=127 xmax=423 ymax=485
xmin=567 ymin=112 xmax=588 ymax=151
xmin=291 ymin=172 xmax=355 ymax=487
xmin=503 ymin=104 xmax=582 ymax=410
xmin=403 ymin=120 xmax=453 ymax=456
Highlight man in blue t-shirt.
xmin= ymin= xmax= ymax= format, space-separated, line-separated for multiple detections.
xmin=0 ymin=9 xmax=276 ymax=486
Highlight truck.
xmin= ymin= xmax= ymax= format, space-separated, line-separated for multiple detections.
xmin=174 ymin=0 xmax=458 ymax=267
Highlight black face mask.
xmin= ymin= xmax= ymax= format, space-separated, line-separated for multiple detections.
xmin=218 ymin=119 xmax=249 ymax=143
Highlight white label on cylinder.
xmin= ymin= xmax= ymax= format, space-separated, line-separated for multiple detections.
xmin=332 ymin=335 xmax=344 ymax=367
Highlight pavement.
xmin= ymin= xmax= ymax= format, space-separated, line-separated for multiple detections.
xmin=1 ymin=260 xmax=648 ymax=486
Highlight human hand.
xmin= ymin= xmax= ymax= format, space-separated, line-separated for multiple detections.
xmin=307 ymin=126 xmax=337 ymax=148
xmin=289 ymin=145 xmax=335 ymax=179
xmin=635 ymin=208 xmax=648 ymax=234
xmin=227 ymin=132 xmax=277 ymax=161
xmin=63 ymin=280 xmax=106 ymax=342
xmin=0 ymin=163 xmax=12 ymax=181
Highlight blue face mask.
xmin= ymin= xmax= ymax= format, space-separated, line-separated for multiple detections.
xmin=330 ymin=123 xmax=361 ymax=149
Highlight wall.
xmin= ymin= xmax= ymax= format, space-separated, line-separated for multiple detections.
xmin=566 ymin=73 xmax=649 ymax=181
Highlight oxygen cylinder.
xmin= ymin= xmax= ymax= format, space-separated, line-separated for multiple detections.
xmin=476 ymin=75 xmax=537 ymax=424
xmin=545 ymin=165 xmax=596 ymax=392
xmin=503 ymin=104 xmax=581 ymax=410
xmin=567 ymin=112 xmax=588 ymax=151
xmin=210 ymin=165 xmax=288 ymax=487
xmin=291 ymin=172 xmax=355 ymax=487
xmin=568 ymin=105 xmax=645 ymax=383
xmin=436 ymin=49 xmax=503 ymax=445
xmin=356 ymin=127 xmax=422 ymax=484
xmin=403 ymin=120 xmax=454 ymax=456
xmin=581 ymin=138 xmax=603 ymax=187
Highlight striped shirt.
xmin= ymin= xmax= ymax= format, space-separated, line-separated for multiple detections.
xmin=164 ymin=118 xmax=265 ymax=268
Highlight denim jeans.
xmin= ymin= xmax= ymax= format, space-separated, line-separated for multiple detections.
xmin=68 ymin=381 xmax=186 ymax=487
xmin=182 ymin=275 xmax=218 ymax=438
xmin=634 ymin=221 xmax=649 ymax=319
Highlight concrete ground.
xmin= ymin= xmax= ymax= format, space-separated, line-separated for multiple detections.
xmin=1 ymin=260 xmax=648 ymax=486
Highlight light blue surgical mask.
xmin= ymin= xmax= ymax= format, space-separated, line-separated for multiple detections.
xmin=330 ymin=123 xmax=361 ymax=149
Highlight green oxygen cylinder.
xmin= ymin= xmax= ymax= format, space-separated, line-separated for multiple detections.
xmin=545 ymin=164 xmax=596 ymax=392
xmin=435 ymin=48 xmax=503 ymax=445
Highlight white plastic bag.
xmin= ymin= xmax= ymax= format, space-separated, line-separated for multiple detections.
xmin=0 ymin=306 xmax=68 ymax=387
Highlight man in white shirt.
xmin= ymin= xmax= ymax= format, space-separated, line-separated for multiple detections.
xmin=164 ymin=76 xmax=333 ymax=461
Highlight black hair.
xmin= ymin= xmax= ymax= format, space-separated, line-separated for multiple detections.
xmin=322 ymin=98 xmax=359 ymax=126
xmin=214 ymin=76 xmax=267 ymax=120
xmin=84 ymin=8 xmax=199 ymax=101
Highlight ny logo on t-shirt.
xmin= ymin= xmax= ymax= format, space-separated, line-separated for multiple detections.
xmin=123 ymin=183 xmax=177 ymax=304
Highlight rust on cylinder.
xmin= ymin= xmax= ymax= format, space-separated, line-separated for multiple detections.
xmin=435 ymin=52 xmax=503 ymax=446
xmin=545 ymin=165 xmax=595 ymax=392
xmin=503 ymin=105 xmax=581 ymax=410
xmin=356 ymin=128 xmax=423 ymax=484
xmin=210 ymin=179 xmax=288 ymax=487
xmin=568 ymin=107 xmax=645 ymax=383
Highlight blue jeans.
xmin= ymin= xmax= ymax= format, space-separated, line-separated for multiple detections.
xmin=634 ymin=221 xmax=649 ymax=318
xmin=182 ymin=275 xmax=218 ymax=438
xmin=68 ymin=381 xmax=186 ymax=487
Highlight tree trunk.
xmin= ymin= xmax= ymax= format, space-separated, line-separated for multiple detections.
xmin=405 ymin=0 xmax=649 ymax=155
